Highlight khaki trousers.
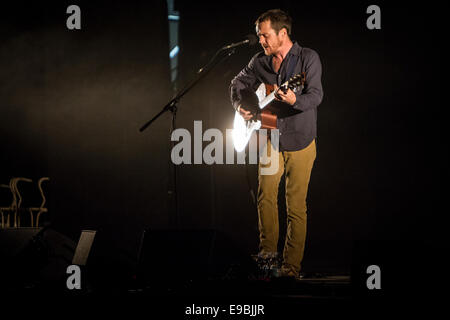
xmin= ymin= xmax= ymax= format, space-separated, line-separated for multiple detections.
xmin=257 ymin=139 xmax=316 ymax=274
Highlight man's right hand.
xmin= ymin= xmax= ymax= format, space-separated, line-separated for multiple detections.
xmin=238 ymin=106 xmax=254 ymax=121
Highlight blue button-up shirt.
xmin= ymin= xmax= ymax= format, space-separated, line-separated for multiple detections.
xmin=230 ymin=42 xmax=323 ymax=151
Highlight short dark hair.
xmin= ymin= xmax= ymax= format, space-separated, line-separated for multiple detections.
xmin=255 ymin=9 xmax=292 ymax=35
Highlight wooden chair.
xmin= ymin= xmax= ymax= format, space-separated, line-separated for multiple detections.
xmin=12 ymin=177 xmax=50 ymax=227
xmin=0 ymin=178 xmax=17 ymax=228
xmin=2 ymin=177 xmax=50 ymax=228
xmin=10 ymin=177 xmax=33 ymax=227
xmin=26 ymin=177 xmax=50 ymax=227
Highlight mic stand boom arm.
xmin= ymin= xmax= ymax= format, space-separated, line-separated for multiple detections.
xmin=139 ymin=47 xmax=236 ymax=133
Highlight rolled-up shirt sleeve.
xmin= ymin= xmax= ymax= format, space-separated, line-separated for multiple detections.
xmin=293 ymin=50 xmax=323 ymax=112
xmin=229 ymin=55 xmax=260 ymax=111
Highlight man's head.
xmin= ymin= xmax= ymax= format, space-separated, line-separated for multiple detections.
xmin=255 ymin=9 xmax=292 ymax=56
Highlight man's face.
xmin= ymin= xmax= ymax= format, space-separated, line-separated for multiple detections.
xmin=256 ymin=20 xmax=282 ymax=56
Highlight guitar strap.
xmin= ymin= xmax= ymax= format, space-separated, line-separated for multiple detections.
xmin=285 ymin=56 xmax=297 ymax=81
xmin=285 ymin=46 xmax=303 ymax=81
xmin=284 ymin=47 xmax=303 ymax=90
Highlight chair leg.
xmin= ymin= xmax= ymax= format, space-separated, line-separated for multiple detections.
xmin=36 ymin=210 xmax=43 ymax=227
xmin=29 ymin=209 xmax=34 ymax=228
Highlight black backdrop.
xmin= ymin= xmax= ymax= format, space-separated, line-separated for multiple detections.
xmin=1 ymin=0 xmax=446 ymax=281
xmin=1 ymin=1 xmax=172 ymax=270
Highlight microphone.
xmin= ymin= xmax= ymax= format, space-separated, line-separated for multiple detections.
xmin=197 ymin=35 xmax=258 ymax=74
xmin=222 ymin=34 xmax=258 ymax=50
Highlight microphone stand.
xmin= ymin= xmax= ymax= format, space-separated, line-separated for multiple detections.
xmin=139 ymin=46 xmax=238 ymax=228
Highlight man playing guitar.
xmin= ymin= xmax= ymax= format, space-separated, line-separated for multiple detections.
xmin=230 ymin=9 xmax=323 ymax=278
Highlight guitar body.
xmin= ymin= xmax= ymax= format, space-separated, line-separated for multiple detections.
xmin=232 ymin=72 xmax=305 ymax=152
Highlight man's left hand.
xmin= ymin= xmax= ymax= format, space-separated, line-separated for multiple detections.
xmin=274 ymin=85 xmax=296 ymax=105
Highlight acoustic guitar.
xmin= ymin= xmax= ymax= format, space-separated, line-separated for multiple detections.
xmin=232 ymin=72 xmax=305 ymax=152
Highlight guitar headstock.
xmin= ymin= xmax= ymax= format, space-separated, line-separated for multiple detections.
xmin=287 ymin=72 xmax=306 ymax=90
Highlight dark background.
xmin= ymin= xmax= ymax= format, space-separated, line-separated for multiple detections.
xmin=1 ymin=0 xmax=446 ymax=284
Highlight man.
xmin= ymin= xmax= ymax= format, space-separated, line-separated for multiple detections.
xmin=230 ymin=9 xmax=323 ymax=278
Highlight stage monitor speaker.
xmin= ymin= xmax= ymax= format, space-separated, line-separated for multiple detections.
xmin=137 ymin=229 xmax=247 ymax=285
xmin=0 ymin=227 xmax=97 ymax=291
xmin=0 ymin=227 xmax=77 ymax=290
xmin=0 ymin=227 xmax=43 ymax=257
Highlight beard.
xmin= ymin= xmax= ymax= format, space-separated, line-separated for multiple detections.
xmin=262 ymin=40 xmax=281 ymax=56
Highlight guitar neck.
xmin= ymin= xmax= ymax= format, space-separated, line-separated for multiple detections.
xmin=259 ymin=80 xmax=291 ymax=109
